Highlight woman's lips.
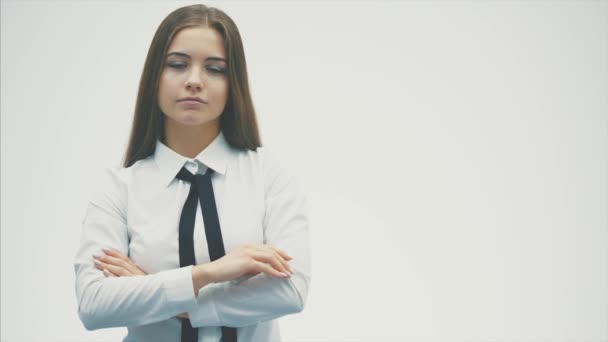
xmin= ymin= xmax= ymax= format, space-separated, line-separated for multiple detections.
xmin=178 ymin=96 xmax=207 ymax=104
xmin=179 ymin=100 xmax=205 ymax=105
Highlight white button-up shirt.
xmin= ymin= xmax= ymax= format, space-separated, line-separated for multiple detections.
xmin=73 ymin=131 xmax=311 ymax=341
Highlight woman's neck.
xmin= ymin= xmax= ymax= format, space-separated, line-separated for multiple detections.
xmin=164 ymin=118 xmax=220 ymax=159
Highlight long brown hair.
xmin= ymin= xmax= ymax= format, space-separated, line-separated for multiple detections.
xmin=123 ymin=4 xmax=261 ymax=168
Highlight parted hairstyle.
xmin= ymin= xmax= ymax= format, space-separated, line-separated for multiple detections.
xmin=123 ymin=4 xmax=261 ymax=168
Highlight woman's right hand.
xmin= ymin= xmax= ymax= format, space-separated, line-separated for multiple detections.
xmin=199 ymin=243 xmax=294 ymax=284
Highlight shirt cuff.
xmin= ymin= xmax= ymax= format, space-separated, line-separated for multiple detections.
xmin=158 ymin=265 xmax=198 ymax=314
xmin=187 ymin=282 xmax=223 ymax=327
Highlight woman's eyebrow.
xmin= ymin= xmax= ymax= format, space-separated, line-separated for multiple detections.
xmin=166 ymin=51 xmax=226 ymax=62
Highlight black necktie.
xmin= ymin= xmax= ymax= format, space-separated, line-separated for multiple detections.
xmin=176 ymin=166 xmax=237 ymax=342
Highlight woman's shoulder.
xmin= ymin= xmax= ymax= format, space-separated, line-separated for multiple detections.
xmin=231 ymin=145 xmax=289 ymax=176
xmin=234 ymin=145 xmax=304 ymax=195
xmin=89 ymin=157 xmax=154 ymax=198
xmin=95 ymin=157 xmax=153 ymax=185
xmin=86 ymin=157 xmax=155 ymax=216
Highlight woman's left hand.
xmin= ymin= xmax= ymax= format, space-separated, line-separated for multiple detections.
xmin=93 ymin=248 xmax=147 ymax=277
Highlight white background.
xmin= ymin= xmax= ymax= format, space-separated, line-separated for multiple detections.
xmin=1 ymin=0 xmax=607 ymax=341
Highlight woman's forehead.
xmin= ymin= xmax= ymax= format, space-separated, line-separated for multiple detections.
xmin=167 ymin=26 xmax=225 ymax=59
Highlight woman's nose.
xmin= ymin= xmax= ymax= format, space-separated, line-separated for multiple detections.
xmin=186 ymin=80 xmax=201 ymax=91
xmin=185 ymin=69 xmax=205 ymax=90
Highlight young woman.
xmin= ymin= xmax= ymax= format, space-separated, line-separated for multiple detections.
xmin=73 ymin=4 xmax=310 ymax=342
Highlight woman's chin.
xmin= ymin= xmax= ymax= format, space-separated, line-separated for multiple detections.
xmin=178 ymin=115 xmax=218 ymax=128
xmin=175 ymin=112 xmax=205 ymax=125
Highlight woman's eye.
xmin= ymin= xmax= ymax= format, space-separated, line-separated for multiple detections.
xmin=167 ymin=63 xmax=186 ymax=69
xmin=207 ymin=66 xmax=226 ymax=74
xmin=166 ymin=62 xmax=225 ymax=74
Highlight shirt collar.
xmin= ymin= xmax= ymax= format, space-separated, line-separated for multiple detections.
xmin=154 ymin=130 xmax=231 ymax=188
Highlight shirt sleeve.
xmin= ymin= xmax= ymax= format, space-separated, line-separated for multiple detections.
xmin=187 ymin=148 xmax=312 ymax=328
xmin=74 ymin=167 xmax=198 ymax=330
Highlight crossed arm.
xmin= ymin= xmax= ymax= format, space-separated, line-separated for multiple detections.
xmin=75 ymin=158 xmax=310 ymax=330
xmin=93 ymin=244 xmax=295 ymax=320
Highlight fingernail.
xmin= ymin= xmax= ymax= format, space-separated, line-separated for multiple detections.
xmin=94 ymin=259 xmax=102 ymax=265
xmin=103 ymin=269 xmax=112 ymax=277
xmin=279 ymin=272 xmax=290 ymax=278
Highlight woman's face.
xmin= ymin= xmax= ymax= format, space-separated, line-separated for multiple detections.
xmin=158 ymin=26 xmax=228 ymax=129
